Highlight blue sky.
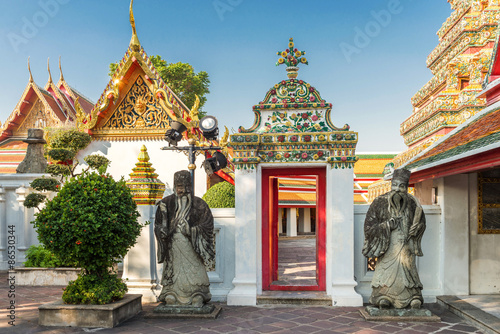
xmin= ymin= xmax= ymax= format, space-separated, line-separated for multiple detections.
xmin=0 ymin=0 xmax=452 ymax=152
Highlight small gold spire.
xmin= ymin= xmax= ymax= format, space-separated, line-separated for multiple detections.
xmin=58 ymin=56 xmax=65 ymax=82
xmin=129 ymin=0 xmax=140 ymax=51
xmin=28 ymin=57 xmax=33 ymax=83
xmin=47 ymin=58 xmax=53 ymax=84
xmin=138 ymin=145 xmax=150 ymax=162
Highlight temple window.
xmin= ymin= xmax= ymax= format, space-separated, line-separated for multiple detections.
xmin=478 ymin=169 xmax=500 ymax=234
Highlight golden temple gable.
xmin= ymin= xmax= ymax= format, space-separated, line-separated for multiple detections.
xmin=80 ymin=0 xmax=195 ymax=141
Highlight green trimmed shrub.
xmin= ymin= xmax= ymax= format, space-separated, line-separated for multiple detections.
xmin=202 ymin=181 xmax=235 ymax=208
xmin=23 ymin=245 xmax=77 ymax=268
xmin=62 ymin=272 xmax=127 ymax=305
xmin=33 ymin=172 xmax=141 ymax=278
xmin=48 ymin=127 xmax=91 ymax=153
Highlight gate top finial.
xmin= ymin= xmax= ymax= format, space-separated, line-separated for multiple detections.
xmin=276 ymin=38 xmax=308 ymax=79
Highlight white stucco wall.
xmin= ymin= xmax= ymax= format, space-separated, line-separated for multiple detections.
xmin=438 ymin=174 xmax=470 ymax=295
xmin=79 ymin=139 xmax=211 ymax=197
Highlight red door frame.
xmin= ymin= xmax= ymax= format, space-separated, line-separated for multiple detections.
xmin=262 ymin=167 xmax=326 ymax=291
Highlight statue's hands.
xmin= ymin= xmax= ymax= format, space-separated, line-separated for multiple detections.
xmin=160 ymin=226 xmax=169 ymax=239
xmin=409 ymin=222 xmax=421 ymax=237
xmin=179 ymin=219 xmax=190 ymax=236
xmin=388 ymin=217 xmax=400 ymax=230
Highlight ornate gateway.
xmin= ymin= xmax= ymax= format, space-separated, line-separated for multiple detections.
xmin=229 ymin=38 xmax=358 ymax=170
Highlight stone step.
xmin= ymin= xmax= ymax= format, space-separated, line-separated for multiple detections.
xmin=257 ymin=291 xmax=332 ymax=306
xmin=437 ymin=296 xmax=500 ymax=334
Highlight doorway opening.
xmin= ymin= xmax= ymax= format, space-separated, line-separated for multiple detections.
xmin=262 ymin=168 xmax=326 ymax=291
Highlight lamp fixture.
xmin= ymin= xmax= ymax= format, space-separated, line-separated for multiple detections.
xmin=199 ymin=116 xmax=219 ymax=140
xmin=164 ymin=121 xmax=187 ymax=146
xmin=202 ymin=151 xmax=227 ymax=176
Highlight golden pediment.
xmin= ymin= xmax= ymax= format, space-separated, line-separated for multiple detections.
xmin=91 ymin=75 xmax=174 ymax=140
xmin=14 ymin=99 xmax=60 ymax=137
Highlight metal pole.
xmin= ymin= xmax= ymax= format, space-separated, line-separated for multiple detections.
xmin=188 ymin=141 xmax=196 ymax=194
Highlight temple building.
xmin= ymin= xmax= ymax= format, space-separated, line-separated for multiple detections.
xmin=397 ymin=0 xmax=500 ymax=167
xmin=0 ymin=1 xmax=234 ymax=192
xmin=0 ymin=59 xmax=93 ymax=173
xmin=397 ymin=22 xmax=500 ymax=296
xmin=368 ymin=0 xmax=500 ymax=197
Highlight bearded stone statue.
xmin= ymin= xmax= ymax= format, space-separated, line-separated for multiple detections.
xmin=154 ymin=170 xmax=214 ymax=309
xmin=362 ymin=168 xmax=426 ymax=310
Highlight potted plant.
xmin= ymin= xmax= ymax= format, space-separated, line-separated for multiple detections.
xmin=23 ymin=128 xmax=144 ymax=327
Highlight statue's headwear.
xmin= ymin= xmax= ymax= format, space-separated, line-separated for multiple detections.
xmin=173 ymin=170 xmax=192 ymax=189
xmin=392 ymin=168 xmax=411 ymax=185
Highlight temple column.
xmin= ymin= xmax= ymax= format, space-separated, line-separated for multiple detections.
xmin=287 ymin=208 xmax=297 ymax=237
xmin=298 ymin=208 xmax=311 ymax=233
xmin=327 ymin=166 xmax=363 ymax=306
xmin=278 ymin=208 xmax=283 ymax=234
xmin=15 ymin=185 xmax=31 ymax=265
xmin=227 ymin=168 xmax=257 ymax=305
xmin=303 ymin=208 xmax=311 ymax=233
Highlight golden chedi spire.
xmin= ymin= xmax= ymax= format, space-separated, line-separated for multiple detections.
xmin=126 ymin=145 xmax=165 ymax=205
xmin=129 ymin=0 xmax=141 ymax=51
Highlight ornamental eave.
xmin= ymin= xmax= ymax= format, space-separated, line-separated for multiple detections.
xmin=401 ymin=102 xmax=500 ymax=171
xmin=0 ymin=79 xmax=66 ymax=142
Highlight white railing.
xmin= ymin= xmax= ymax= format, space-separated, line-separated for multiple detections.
xmin=0 ymin=174 xmax=44 ymax=270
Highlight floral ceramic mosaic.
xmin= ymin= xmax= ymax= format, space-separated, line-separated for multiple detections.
xmin=230 ymin=38 xmax=357 ymax=170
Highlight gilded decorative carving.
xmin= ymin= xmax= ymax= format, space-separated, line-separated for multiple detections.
xmin=15 ymin=100 xmax=60 ymax=137
xmin=392 ymin=136 xmax=441 ymax=169
xmin=103 ymin=76 xmax=173 ymax=130
xmin=76 ymin=97 xmax=98 ymax=131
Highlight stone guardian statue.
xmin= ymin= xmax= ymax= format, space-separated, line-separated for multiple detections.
xmin=362 ymin=168 xmax=425 ymax=310
xmin=154 ymin=170 xmax=215 ymax=311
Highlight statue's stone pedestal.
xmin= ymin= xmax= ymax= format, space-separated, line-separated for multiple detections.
xmin=145 ymin=303 xmax=221 ymax=319
xmin=360 ymin=305 xmax=440 ymax=322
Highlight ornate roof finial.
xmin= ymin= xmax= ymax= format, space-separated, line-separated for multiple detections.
xmin=129 ymin=0 xmax=141 ymax=51
xmin=58 ymin=56 xmax=65 ymax=82
xmin=28 ymin=57 xmax=33 ymax=83
xmin=47 ymin=58 xmax=53 ymax=84
xmin=276 ymin=38 xmax=308 ymax=79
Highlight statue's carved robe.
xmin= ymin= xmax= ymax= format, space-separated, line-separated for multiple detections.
xmin=154 ymin=194 xmax=215 ymax=306
xmin=362 ymin=192 xmax=426 ymax=308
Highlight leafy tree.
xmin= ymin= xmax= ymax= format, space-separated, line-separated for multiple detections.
xmin=109 ymin=55 xmax=210 ymax=114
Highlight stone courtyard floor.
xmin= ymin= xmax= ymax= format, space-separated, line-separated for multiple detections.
xmin=0 ymin=271 xmax=489 ymax=334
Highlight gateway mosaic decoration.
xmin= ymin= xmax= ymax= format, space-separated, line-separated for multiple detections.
xmin=230 ymin=38 xmax=358 ymax=170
